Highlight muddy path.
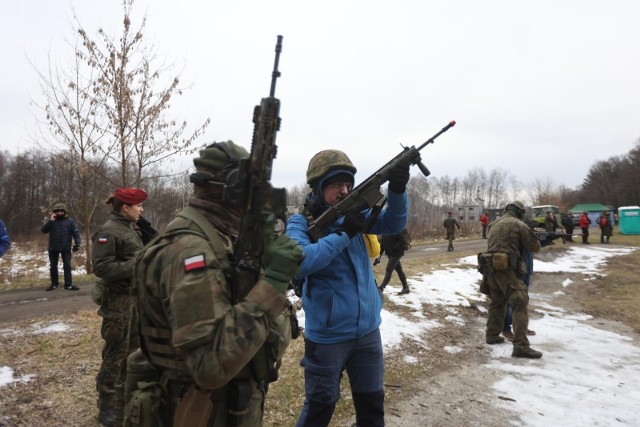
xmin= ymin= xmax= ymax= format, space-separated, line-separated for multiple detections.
xmin=0 ymin=239 xmax=487 ymax=324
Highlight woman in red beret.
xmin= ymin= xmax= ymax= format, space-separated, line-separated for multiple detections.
xmin=91 ymin=188 xmax=148 ymax=426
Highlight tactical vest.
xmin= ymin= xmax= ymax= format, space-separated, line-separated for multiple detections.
xmin=134 ymin=206 xmax=232 ymax=373
xmin=130 ymin=206 xmax=291 ymax=427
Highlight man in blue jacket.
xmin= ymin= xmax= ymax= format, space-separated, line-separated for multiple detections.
xmin=42 ymin=203 xmax=82 ymax=291
xmin=0 ymin=218 xmax=10 ymax=258
xmin=287 ymin=149 xmax=409 ymax=427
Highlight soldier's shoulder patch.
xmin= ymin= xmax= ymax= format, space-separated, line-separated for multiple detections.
xmin=184 ymin=254 xmax=206 ymax=272
xmin=98 ymin=237 xmax=108 ymax=244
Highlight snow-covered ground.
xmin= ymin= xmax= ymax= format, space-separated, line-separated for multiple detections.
xmin=2 ymin=244 xmax=639 ymax=426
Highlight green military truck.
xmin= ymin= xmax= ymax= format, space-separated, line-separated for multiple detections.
xmin=530 ymin=205 xmax=562 ymax=229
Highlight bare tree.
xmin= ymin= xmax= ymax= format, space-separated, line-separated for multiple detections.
xmin=460 ymin=168 xmax=487 ymax=206
xmin=75 ymin=0 xmax=210 ymax=187
xmin=31 ymin=42 xmax=111 ymax=271
xmin=30 ymin=0 xmax=211 ymax=270
xmin=526 ymin=176 xmax=556 ymax=206
xmin=486 ymin=168 xmax=511 ymax=208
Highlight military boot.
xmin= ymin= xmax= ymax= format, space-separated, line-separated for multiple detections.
xmin=97 ymin=407 xmax=115 ymax=427
xmin=512 ymin=347 xmax=543 ymax=359
xmin=486 ymin=336 xmax=505 ymax=344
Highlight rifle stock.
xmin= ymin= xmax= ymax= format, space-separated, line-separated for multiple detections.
xmin=307 ymin=120 xmax=456 ymax=242
xmin=233 ymin=35 xmax=286 ymax=303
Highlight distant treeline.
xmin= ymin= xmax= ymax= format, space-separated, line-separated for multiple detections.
xmin=1 ymin=139 xmax=639 ymax=242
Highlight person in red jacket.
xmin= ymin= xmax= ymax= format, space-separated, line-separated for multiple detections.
xmin=579 ymin=211 xmax=592 ymax=244
xmin=480 ymin=211 xmax=489 ymax=239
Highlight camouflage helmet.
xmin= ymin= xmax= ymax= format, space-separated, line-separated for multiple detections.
xmin=505 ymin=200 xmax=526 ymax=219
xmin=192 ymin=141 xmax=249 ymax=181
xmin=306 ymin=150 xmax=357 ymax=186
xmin=52 ymin=203 xmax=67 ymax=212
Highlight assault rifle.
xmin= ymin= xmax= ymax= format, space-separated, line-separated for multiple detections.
xmin=535 ymin=230 xmax=572 ymax=245
xmin=233 ymin=35 xmax=287 ymax=303
xmin=307 ymin=121 xmax=456 ymax=242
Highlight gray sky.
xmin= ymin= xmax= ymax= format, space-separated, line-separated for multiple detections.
xmin=2 ymin=0 xmax=640 ymax=190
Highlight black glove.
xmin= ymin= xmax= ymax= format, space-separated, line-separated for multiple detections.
xmin=72 ymin=244 xmax=80 ymax=253
xmin=137 ymin=216 xmax=159 ymax=245
xmin=388 ymin=162 xmax=410 ymax=193
xmin=341 ymin=212 xmax=367 ymax=239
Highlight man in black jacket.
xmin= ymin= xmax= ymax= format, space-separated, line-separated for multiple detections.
xmin=42 ymin=203 xmax=81 ymax=291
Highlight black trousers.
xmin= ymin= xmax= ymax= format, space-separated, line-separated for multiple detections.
xmin=48 ymin=250 xmax=73 ymax=286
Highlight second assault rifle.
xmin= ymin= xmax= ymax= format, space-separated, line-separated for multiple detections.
xmin=232 ymin=35 xmax=287 ymax=303
xmin=535 ymin=230 xmax=573 ymax=245
xmin=307 ymin=121 xmax=456 ymax=242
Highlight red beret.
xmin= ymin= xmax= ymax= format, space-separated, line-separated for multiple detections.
xmin=114 ymin=188 xmax=147 ymax=205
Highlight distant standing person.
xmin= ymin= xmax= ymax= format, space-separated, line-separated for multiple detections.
xmin=41 ymin=203 xmax=81 ymax=291
xmin=598 ymin=210 xmax=613 ymax=244
xmin=378 ymin=229 xmax=411 ymax=295
xmin=91 ymin=188 xmax=148 ymax=427
xmin=544 ymin=211 xmax=559 ymax=232
xmin=579 ymin=211 xmax=591 ymax=244
xmin=443 ymin=211 xmax=461 ymax=252
xmin=480 ymin=211 xmax=489 ymax=239
xmin=0 ymin=218 xmax=10 ymax=257
xmin=481 ymin=200 xmax=542 ymax=359
xmin=562 ymin=212 xmax=575 ymax=242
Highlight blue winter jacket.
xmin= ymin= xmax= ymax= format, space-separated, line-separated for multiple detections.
xmin=0 ymin=219 xmax=9 ymax=257
xmin=286 ymin=190 xmax=408 ymax=344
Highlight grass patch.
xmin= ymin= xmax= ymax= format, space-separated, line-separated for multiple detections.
xmin=572 ymin=233 xmax=640 ymax=333
xmin=0 ymin=240 xmax=91 ymax=290
xmin=2 ymin=233 xmax=640 ymax=425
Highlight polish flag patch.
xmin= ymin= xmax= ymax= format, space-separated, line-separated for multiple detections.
xmin=98 ymin=237 xmax=108 ymax=244
xmin=184 ymin=254 xmax=206 ymax=272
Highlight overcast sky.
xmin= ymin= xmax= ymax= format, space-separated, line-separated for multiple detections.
xmin=2 ymin=1 xmax=640 ymax=191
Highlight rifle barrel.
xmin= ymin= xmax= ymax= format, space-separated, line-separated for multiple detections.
xmin=270 ymin=35 xmax=283 ymax=97
xmin=417 ymin=120 xmax=456 ymax=151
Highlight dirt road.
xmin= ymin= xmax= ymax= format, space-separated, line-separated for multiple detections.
xmin=0 ymin=239 xmax=487 ymax=324
xmin=2 ymin=238 xmax=637 ymax=426
xmin=0 ymin=281 xmax=96 ymax=323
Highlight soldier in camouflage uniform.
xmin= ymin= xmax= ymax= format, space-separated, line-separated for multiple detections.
xmin=482 ymin=201 xmax=542 ymax=358
xmin=443 ymin=211 xmax=460 ymax=251
xmin=126 ymin=141 xmax=302 ymax=426
xmin=92 ymin=188 xmax=149 ymax=426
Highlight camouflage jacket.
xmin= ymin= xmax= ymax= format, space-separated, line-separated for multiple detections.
xmin=134 ymin=203 xmax=290 ymax=391
xmin=443 ymin=217 xmax=460 ymax=234
xmin=487 ymin=212 xmax=541 ymax=259
xmin=92 ymin=212 xmax=143 ymax=294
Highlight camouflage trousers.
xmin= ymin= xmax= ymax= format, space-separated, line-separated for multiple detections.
xmin=485 ymin=270 xmax=530 ymax=350
xmin=96 ymin=292 xmax=139 ymax=424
